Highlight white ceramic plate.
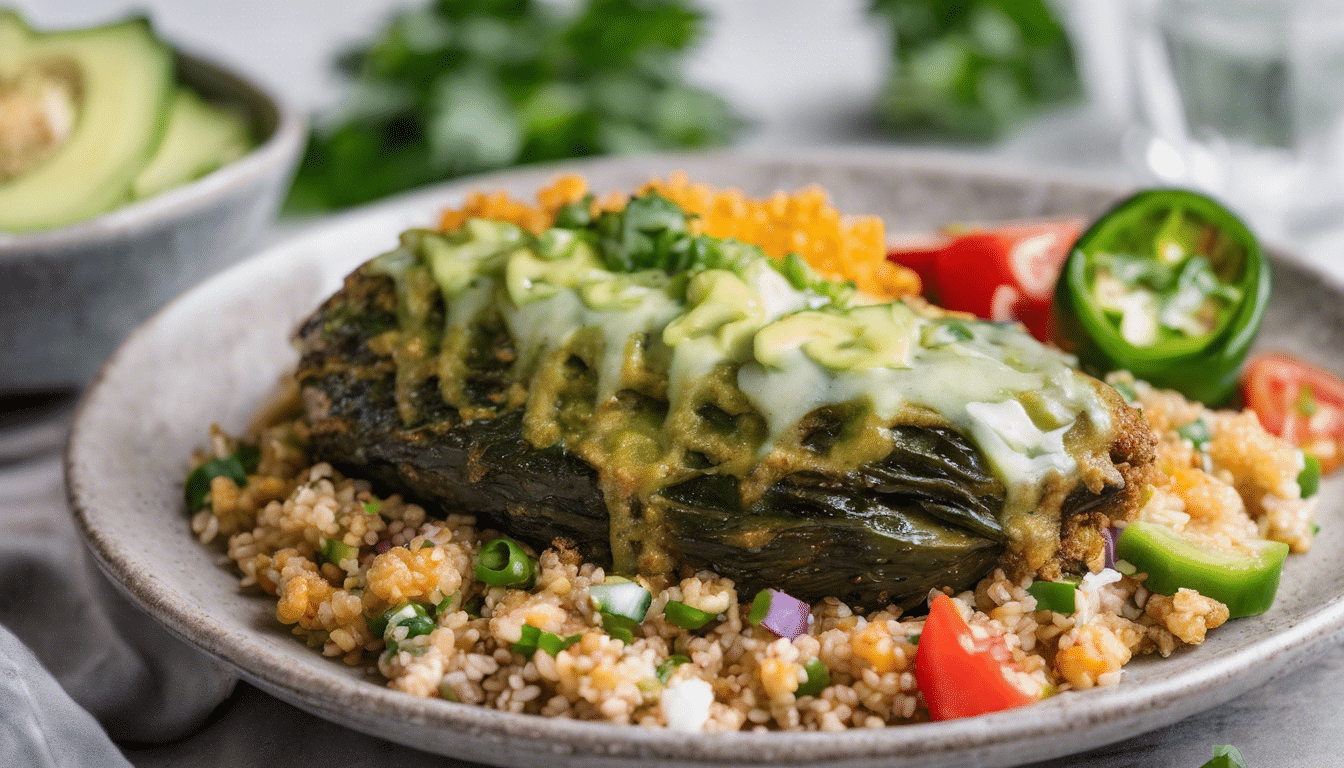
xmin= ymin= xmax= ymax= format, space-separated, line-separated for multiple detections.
xmin=66 ymin=151 xmax=1344 ymax=768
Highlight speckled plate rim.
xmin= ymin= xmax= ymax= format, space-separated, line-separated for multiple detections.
xmin=66 ymin=149 xmax=1344 ymax=768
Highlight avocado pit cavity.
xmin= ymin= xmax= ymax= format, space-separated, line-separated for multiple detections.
xmin=0 ymin=61 xmax=80 ymax=182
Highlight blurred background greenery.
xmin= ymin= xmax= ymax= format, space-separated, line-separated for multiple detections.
xmin=287 ymin=0 xmax=1083 ymax=211
xmin=287 ymin=0 xmax=746 ymax=210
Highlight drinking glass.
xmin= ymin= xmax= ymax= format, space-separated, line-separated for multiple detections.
xmin=1127 ymin=0 xmax=1344 ymax=233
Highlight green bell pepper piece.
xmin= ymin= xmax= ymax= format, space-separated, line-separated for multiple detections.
xmin=1053 ymin=189 xmax=1270 ymax=405
xmin=1115 ymin=522 xmax=1288 ymax=618
xmin=1026 ymin=579 xmax=1077 ymax=614
xmin=663 ymin=600 xmax=717 ymax=630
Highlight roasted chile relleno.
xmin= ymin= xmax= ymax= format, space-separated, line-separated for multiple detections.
xmin=1052 ymin=189 xmax=1270 ymax=405
xmin=297 ymin=192 xmax=1156 ymax=609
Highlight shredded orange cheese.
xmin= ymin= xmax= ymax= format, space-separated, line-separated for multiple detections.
xmin=437 ymin=173 xmax=921 ymax=299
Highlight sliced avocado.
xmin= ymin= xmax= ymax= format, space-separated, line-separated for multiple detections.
xmin=132 ymin=87 xmax=251 ymax=200
xmin=0 ymin=12 xmax=174 ymax=232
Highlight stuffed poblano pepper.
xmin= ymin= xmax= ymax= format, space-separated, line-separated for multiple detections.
xmin=298 ymin=189 xmax=1156 ymax=610
xmin=1053 ymin=189 xmax=1270 ymax=405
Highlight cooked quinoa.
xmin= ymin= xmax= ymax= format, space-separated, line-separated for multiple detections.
xmin=186 ymin=180 xmax=1318 ymax=731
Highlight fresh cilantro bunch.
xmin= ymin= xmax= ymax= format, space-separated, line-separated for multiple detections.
xmin=288 ymin=0 xmax=744 ymax=211
xmin=868 ymin=0 xmax=1081 ymax=140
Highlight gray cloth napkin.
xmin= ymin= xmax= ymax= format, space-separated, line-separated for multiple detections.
xmin=0 ymin=623 xmax=132 ymax=768
xmin=0 ymin=454 xmax=236 ymax=765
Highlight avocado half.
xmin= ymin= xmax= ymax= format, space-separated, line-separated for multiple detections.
xmin=131 ymin=87 xmax=253 ymax=200
xmin=0 ymin=12 xmax=174 ymax=232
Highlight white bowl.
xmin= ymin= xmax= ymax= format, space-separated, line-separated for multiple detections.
xmin=0 ymin=48 xmax=305 ymax=395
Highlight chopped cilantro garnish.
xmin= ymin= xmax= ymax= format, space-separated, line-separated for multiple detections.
xmin=184 ymin=444 xmax=257 ymax=511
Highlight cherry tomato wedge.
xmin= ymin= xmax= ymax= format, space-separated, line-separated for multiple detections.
xmin=1242 ymin=353 xmax=1344 ymax=473
xmin=914 ymin=594 xmax=1036 ymax=721
xmin=888 ymin=220 xmax=1083 ymax=342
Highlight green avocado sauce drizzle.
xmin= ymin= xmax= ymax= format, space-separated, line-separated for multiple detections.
xmin=366 ymin=191 xmax=1118 ymax=578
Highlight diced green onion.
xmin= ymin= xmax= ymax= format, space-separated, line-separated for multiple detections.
xmin=512 ymin=624 xmax=581 ymax=657
xmin=420 ymin=540 xmax=435 ymax=549
xmin=600 ymin=612 xmax=641 ymax=643
xmin=433 ymin=591 xmax=458 ymax=615
xmin=538 ymin=629 xmax=582 ymax=656
xmin=664 ymin=600 xmax=716 ymax=630
xmin=908 ymin=633 xmax=920 ymax=646
xmin=589 ymin=578 xmax=653 ymax=642
xmin=1176 ymin=419 xmax=1211 ymax=451
xmin=795 ymin=658 xmax=830 ymax=697
xmin=475 ymin=538 xmax=535 ymax=588
xmin=183 ymin=454 xmax=249 ymax=511
xmin=1300 ymin=454 xmax=1322 ymax=499
xmin=1026 ymin=580 xmax=1077 ymax=614
xmin=655 ymin=654 xmax=691 ymax=684
xmin=362 ymin=498 xmax=382 ymax=516
xmin=1312 ymin=523 xmax=1321 ymax=536
xmin=589 ymin=582 xmax=651 ymax=623
xmin=319 ymin=537 xmax=358 ymax=567
xmin=370 ymin=602 xmax=435 ymax=640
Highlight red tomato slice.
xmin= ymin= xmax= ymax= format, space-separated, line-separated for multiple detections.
xmin=930 ymin=220 xmax=1083 ymax=342
xmin=914 ymin=594 xmax=1036 ymax=721
xmin=1242 ymin=354 xmax=1344 ymax=473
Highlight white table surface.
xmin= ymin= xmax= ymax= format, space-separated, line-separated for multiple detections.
xmin=5 ymin=2 xmax=1344 ymax=766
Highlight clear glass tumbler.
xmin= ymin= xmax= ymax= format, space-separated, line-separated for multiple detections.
xmin=1128 ymin=0 xmax=1344 ymax=232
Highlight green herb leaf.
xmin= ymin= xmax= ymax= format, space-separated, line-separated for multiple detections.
xmin=184 ymin=452 xmax=251 ymax=511
xmin=656 ymin=653 xmax=691 ymax=683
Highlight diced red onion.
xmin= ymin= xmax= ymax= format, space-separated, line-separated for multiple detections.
xmin=1103 ymin=526 xmax=1119 ymax=570
xmin=753 ymin=589 xmax=811 ymax=639
xmin=375 ymin=539 xmax=392 ymax=555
